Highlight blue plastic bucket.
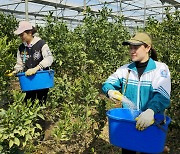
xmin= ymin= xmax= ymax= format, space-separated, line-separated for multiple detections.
xmin=17 ymin=70 xmax=54 ymax=91
xmin=106 ymin=108 xmax=171 ymax=153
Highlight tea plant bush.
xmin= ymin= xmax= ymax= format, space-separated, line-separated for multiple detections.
xmin=0 ymin=13 xmax=19 ymax=104
xmin=0 ymin=12 xmax=17 ymax=42
xmin=82 ymin=7 xmax=130 ymax=76
xmin=145 ymin=9 xmax=180 ymax=128
xmin=0 ymin=13 xmax=45 ymax=153
xmin=38 ymin=7 xmax=130 ymax=78
xmin=38 ymin=7 xmax=130 ymax=142
xmin=0 ymin=37 xmax=18 ymax=104
xmin=0 ymin=91 xmax=44 ymax=153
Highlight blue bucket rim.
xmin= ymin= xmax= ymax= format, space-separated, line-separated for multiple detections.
xmin=106 ymin=108 xmax=139 ymax=123
xmin=106 ymin=108 xmax=171 ymax=125
xmin=17 ymin=69 xmax=54 ymax=77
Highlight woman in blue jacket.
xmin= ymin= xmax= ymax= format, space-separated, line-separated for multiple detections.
xmin=102 ymin=32 xmax=171 ymax=154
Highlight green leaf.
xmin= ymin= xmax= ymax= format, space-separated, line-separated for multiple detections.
xmin=87 ymin=110 xmax=91 ymax=116
xmin=25 ymin=134 xmax=32 ymax=141
xmin=59 ymin=60 xmax=63 ymax=66
xmin=22 ymin=141 xmax=26 ymax=148
xmin=38 ymin=114 xmax=45 ymax=120
xmin=14 ymin=129 xmax=21 ymax=135
xmin=31 ymin=127 xmax=35 ymax=136
xmin=24 ymin=120 xmax=32 ymax=125
xmin=9 ymin=133 xmax=14 ymax=138
xmin=2 ymin=134 xmax=8 ymax=139
xmin=0 ymin=145 xmax=3 ymax=151
xmin=18 ymin=126 xmax=22 ymax=131
xmin=36 ymin=124 xmax=42 ymax=130
xmin=21 ymin=129 xmax=25 ymax=136
xmin=14 ymin=137 xmax=20 ymax=146
xmin=0 ymin=109 xmax=6 ymax=116
xmin=35 ymin=132 xmax=40 ymax=136
xmin=28 ymin=110 xmax=33 ymax=116
xmin=0 ymin=127 xmax=5 ymax=133
xmin=9 ymin=140 xmax=14 ymax=148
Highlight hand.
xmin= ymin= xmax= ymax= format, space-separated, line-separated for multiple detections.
xmin=136 ymin=109 xmax=154 ymax=131
xmin=25 ymin=65 xmax=40 ymax=76
xmin=5 ymin=70 xmax=17 ymax=77
xmin=108 ymin=90 xmax=123 ymax=101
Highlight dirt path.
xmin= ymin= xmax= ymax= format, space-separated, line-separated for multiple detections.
xmin=33 ymin=119 xmax=179 ymax=154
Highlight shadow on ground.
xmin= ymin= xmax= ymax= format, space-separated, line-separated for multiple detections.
xmin=82 ymin=137 xmax=121 ymax=154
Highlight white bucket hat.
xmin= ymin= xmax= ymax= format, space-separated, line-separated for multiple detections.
xmin=14 ymin=21 xmax=33 ymax=35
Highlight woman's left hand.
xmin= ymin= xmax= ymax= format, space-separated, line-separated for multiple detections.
xmin=135 ymin=109 xmax=154 ymax=131
xmin=25 ymin=65 xmax=40 ymax=76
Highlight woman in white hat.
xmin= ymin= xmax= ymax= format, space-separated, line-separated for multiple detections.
xmin=102 ymin=32 xmax=171 ymax=153
xmin=9 ymin=21 xmax=53 ymax=105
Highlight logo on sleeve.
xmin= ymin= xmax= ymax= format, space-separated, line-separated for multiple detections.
xmin=160 ymin=69 xmax=168 ymax=78
xmin=46 ymin=50 xmax=52 ymax=56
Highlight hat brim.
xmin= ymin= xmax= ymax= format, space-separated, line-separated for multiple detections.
xmin=122 ymin=40 xmax=144 ymax=46
xmin=14 ymin=29 xmax=24 ymax=35
xmin=14 ymin=27 xmax=32 ymax=35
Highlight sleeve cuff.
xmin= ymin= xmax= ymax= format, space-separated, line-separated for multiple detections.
xmin=38 ymin=64 xmax=43 ymax=69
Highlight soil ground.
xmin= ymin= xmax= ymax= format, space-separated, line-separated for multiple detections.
xmin=34 ymin=120 xmax=180 ymax=154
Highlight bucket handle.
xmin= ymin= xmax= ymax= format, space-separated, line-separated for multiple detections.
xmin=47 ymin=68 xmax=54 ymax=75
xmin=154 ymin=119 xmax=167 ymax=133
xmin=154 ymin=109 xmax=168 ymax=133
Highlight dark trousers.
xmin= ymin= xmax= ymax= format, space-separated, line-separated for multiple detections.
xmin=122 ymin=148 xmax=147 ymax=154
xmin=24 ymin=88 xmax=49 ymax=105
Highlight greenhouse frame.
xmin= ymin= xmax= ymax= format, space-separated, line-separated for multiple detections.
xmin=0 ymin=0 xmax=180 ymax=29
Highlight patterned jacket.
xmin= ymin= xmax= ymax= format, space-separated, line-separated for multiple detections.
xmin=14 ymin=36 xmax=53 ymax=72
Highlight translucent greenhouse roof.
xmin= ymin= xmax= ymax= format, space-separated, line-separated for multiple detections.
xmin=0 ymin=0 xmax=180 ymax=29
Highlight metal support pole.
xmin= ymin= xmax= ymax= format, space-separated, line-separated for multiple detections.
xmin=119 ymin=0 xmax=122 ymax=17
xmin=25 ymin=0 xmax=29 ymax=21
xmin=84 ymin=0 xmax=86 ymax=11
xmin=143 ymin=0 xmax=146 ymax=28
xmin=161 ymin=1 xmax=165 ymax=21
xmin=55 ymin=0 xmax=57 ymax=20
xmin=162 ymin=4 xmax=164 ymax=21
xmin=35 ymin=16 xmax=36 ymax=26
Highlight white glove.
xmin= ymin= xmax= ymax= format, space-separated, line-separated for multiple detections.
xmin=108 ymin=90 xmax=123 ymax=101
xmin=25 ymin=65 xmax=40 ymax=76
xmin=136 ymin=109 xmax=154 ymax=131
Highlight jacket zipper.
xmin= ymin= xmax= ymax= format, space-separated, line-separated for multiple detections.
xmin=137 ymin=71 xmax=149 ymax=111
xmin=137 ymin=79 xmax=141 ymax=111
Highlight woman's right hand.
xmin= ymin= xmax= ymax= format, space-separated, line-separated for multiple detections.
xmin=108 ymin=90 xmax=123 ymax=101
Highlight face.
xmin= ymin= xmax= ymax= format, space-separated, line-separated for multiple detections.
xmin=19 ymin=32 xmax=33 ymax=44
xmin=129 ymin=44 xmax=150 ymax=63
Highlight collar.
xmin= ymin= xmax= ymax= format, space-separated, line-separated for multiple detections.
xmin=135 ymin=59 xmax=149 ymax=68
xmin=128 ymin=58 xmax=156 ymax=73
xmin=23 ymin=36 xmax=41 ymax=47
